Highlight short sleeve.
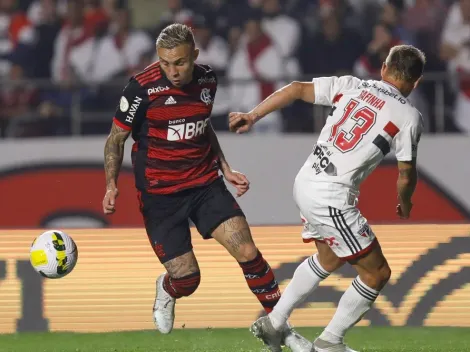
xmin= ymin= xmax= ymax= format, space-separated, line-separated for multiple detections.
xmin=312 ymin=75 xmax=362 ymax=106
xmin=113 ymin=78 xmax=146 ymax=131
xmin=393 ymin=111 xmax=423 ymax=161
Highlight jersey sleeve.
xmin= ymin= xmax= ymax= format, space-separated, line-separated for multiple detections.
xmin=312 ymin=75 xmax=362 ymax=106
xmin=393 ymin=111 xmax=424 ymax=161
xmin=113 ymin=78 xmax=145 ymax=131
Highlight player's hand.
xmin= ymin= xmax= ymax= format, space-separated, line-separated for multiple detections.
xmin=396 ymin=202 xmax=413 ymax=219
xmin=103 ymin=188 xmax=119 ymax=214
xmin=228 ymin=112 xmax=256 ymax=134
xmin=223 ymin=169 xmax=250 ymax=197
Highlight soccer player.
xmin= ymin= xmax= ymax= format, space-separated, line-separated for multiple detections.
xmin=102 ymin=23 xmax=310 ymax=352
xmin=229 ymin=45 xmax=425 ymax=352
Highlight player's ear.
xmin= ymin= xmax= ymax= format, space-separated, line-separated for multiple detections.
xmin=413 ymin=75 xmax=423 ymax=89
xmin=193 ymin=47 xmax=199 ymax=62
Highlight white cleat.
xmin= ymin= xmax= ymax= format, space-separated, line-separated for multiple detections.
xmin=312 ymin=338 xmax=358 ymax=352
xmin=250 ymin=316 xmax=283 ymax=352
xmin=283 ymin=323 xmax=313 ymax=352
xmin=152 ymin=273 xmax=176 ymax=334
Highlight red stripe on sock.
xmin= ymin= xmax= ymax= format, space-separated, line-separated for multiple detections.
xmin=246 ymin=268 xmax=275 ymax=287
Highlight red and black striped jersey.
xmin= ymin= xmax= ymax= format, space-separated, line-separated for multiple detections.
xmin=113 ymin=62 xmax=220 ymax=194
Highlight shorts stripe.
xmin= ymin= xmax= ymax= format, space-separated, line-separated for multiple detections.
xmin=352 ymin=278 xmax=378 ymax=301
xmin=329 ymin=206 xmax=356 ymax=254
xmin=338 ymin=209 xmax=362 ymax=251
xmin=308 ymin=256 xmax=329 ymax=280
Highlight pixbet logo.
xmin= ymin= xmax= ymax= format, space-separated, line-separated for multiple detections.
xmin=147 ymin=86 xmax=170 ymax=95
xmin=167 ymin=118 xmax=210 ymax=141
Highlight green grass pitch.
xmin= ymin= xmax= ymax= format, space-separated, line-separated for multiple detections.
xmin=0 ymin=327 xmax=469 ymax=352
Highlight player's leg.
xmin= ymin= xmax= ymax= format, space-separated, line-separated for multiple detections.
xmin=268 ymin=238 xmax=344 ymax=331
xmin=314 ymin=207 xmax=388 ymax=352
xmin=140 ymin=191 xmax=201 ymax=334
xmin=189 ymin=179 xmax=311 ymax=352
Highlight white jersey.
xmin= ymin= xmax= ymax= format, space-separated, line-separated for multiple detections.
xmin=296 ymin=75 xmax=423 ymax=210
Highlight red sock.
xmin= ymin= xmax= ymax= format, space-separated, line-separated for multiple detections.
xmin=163 ymin=272 xmax=201 ymax=299
xmin=238 ymin=251 xmax=281 ymax=313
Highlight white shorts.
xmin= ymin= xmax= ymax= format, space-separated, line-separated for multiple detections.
xmin=299 ymin=207 xmax=377 ymax=260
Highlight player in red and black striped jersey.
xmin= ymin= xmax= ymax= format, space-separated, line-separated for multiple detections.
xmin=102 ymin=23 xmax=310 ymax=351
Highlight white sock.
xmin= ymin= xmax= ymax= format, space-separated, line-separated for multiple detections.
xmin=269 ymin=253 xmax=330 ymax=330
xmin=319 ymin=276 xmax=380 ymax=344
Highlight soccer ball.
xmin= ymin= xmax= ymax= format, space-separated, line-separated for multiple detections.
xmin=29 ymin=230 xmax=78 ymax=279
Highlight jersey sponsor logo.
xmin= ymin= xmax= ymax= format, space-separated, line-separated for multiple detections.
xmin=361 ymin=82 xmax=407 ymax=104
xmin=198 ymin=76 xmax=216 ymax=85
xmin=120 ymin=96 xmax=129 ymax=112
xmin=147 ymin=86 xmax=170 ymax=95
xmin=125 ymin=96 xmax=143 ymax=124
xmin=165 ymin=96 xmax=177 ymax=105
xmin=312 ymin=144 xmax=336 ymax=176
xmin=167 ymin=118 xmax=210 ymax=141
xmin=200 ymin=88 xmax=212 ymax=105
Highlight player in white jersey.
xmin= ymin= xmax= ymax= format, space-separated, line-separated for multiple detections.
xmin=229 ymin=45 xmax=425 ymax=352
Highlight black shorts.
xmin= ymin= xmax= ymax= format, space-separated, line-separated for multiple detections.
xmin=139 ymin=177 xmax=245 ymax=263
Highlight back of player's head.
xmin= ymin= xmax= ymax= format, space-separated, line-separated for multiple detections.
xmin=385 ymin=45 xmax=426 ymax=83
xmin=156 ymin=23 xmax=195 ymax=50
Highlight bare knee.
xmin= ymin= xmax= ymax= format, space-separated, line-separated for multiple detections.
xmin=233 ymin=242 xmax=258 ymax=262
xmin=359 ymin=263 xmax=391 ymax=291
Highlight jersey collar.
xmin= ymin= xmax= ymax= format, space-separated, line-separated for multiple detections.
xmin=381 ymin=79 xmax=401 ymax=94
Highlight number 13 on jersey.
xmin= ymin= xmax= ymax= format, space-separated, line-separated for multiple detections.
xmin=328 ymin=99 xmax=377 ymax=153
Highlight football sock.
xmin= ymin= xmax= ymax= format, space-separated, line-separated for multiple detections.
xmin=238 ymin=250 xmax=281 ymax=313
xmin=163 ymin=272 xmax=201 ymax=299
xmin=319 ymin=276 xmax=380 ymax=344
xmin=269 ymin=254 xmax=330 ymax=330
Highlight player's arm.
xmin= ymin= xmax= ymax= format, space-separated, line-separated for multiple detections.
xmin=104 ymin=123 xmax=130 ymax=191
xmin=229 ymin=75 xmax=361 ymax=133
xmin=103 ymin=78 xmax=144 ymax=214
xmin=393 ymin=112 xmax=423 ymax=219
xmin=207 ymin=122 xmax=250 ymax=197
xmin=229 ymin=81 xmax=313 ymax=133
xmin=396 ymin=158 xmax=417 ymax=219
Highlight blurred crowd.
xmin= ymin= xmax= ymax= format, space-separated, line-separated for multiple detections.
xmin=0 ymin=0 xmax=469 ymax=137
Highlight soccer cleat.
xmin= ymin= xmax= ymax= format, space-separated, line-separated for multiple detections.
xmin=250 ymin=316 xmax=283 ymax=352
xmin=283 ymin=323 xmax=313 ymax=352
xmin=312 ymin=338 xmax=358 ymax=352
xmin=152 ymin=273 xmax=176 ymax=334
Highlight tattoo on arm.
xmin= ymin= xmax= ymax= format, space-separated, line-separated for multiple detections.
xmin=397 ymin=161 xmax=417 ymax=203
xmin=163 ymin=251 xmax=200 ymax=278
xmin=104 ymin=123 xmax=130 ymax=189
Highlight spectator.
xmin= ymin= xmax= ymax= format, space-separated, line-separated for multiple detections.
xmin=380 ymin=0 xmax=414 ymax=44
xmin=193 ymin=14 xmax=230 ymax=130
xmin=260 ymin=0 xmax=301 ymax=77
xmin=440 ymin=0 xmax=470 ymax=133
xmin=0 ymin=56 xmax=38 ymax=137
xmin=28 ymin=0 xmax=62 ymax=79
xmin=228 ymin=9 xmax=284 ymax=133
xmin=0 ymin=0 xmax=34 ymax=77
xmin=302 ymin=8 xmax=363 ymax=76
xmin=353 ymin=23 xmax=401 ymax=79
xmin=69 ymin=7 xmax=152 ymax=84
xmin=50 ymin=0 xmax=93 ymax=83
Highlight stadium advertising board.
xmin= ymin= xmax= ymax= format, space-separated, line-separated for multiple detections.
xmin=0 ymin=135 xmax=469 ymax=228
xmin=0 ymin=225 xmax=469 ymax=333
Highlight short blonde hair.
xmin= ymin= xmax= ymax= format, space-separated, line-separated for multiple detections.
xmin=156 ymin=23 xmax=195 ymax=49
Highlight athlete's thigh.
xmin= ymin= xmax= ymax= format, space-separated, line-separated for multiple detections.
xmin=311 ymin=206 xmax=378 ymax=261
xmin=140 ymin=191 xmax=194 ymax=265
xmin=189 ymin=178 xmax=246 ymax=241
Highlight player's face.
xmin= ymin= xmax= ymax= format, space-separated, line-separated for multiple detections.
xmin=158 ymin=44 xmax=199 ymax=88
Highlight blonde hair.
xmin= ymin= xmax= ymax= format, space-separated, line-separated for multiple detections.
xmin=156 ymin=23 xmax=195 ymax=49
